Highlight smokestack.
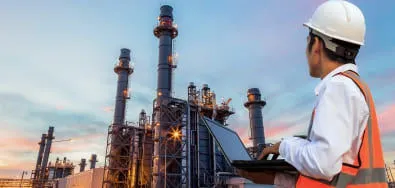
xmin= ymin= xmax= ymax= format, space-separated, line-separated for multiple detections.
xmin=244 ymin=88 xmax=266 ymax=149
xmin=40 ymin=126 xmax=54 ymax=179
xmin=113 ymin=48 xmax=133 ymax=125
xmin=187 ymin=82 xmax=197 ymax=103
xmin=34 ymin=134 xmax=46 ymax=179
xmin=79 ymin=159 xmax=86 ymax=172
xmin=139 ymin=109 xmax=147 ymax=129
xmin=154 ymin=5 xmax=178 ymax=98
xmin=104 ymin=49 xmax=134 ymax=187
xmin=201 ymin=84 xmax=210 ymax=106
xmin=153 ymin=5 xmax=179 ymax=188
xmin=89 ymin=154 xmax=97 ymax=169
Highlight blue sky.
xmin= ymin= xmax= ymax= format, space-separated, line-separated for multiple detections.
xmin=1 ymin=0 xmax=395 ymax=178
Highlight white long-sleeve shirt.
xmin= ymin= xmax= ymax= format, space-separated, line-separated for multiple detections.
xmin=274 ymin=64 xmax=369 ymax=187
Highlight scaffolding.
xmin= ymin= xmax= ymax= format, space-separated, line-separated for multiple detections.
xmin=103 ymin=124 xmax=131 ymax=187
xmin=152 ymin=97 xmax=189 ymax=188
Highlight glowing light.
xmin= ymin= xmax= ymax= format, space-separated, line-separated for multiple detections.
xmin=173 ymin=131 xmax=180 ymax=139
xmin=170 ymin=128 xmax=182 ymax=140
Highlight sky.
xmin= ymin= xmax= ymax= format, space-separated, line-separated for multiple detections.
xmin=1 ymin=0 xmax=395 ymax=179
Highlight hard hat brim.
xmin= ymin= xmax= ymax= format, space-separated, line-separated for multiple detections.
xmin=303 ymin=21 xmax=364 ymax=46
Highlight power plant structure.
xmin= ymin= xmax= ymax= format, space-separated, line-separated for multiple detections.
xmin=15 ymin=3 xmax=395 ymax=188
xmin=101 ymin=5 xmax=267 ymax=188
xmin=31 ymin=127 xmax=60 ymax=187
xmin=29 ymin=126 xmax=102 ymax=187
xmin=46 ymin=157 xmax=74 ymax=179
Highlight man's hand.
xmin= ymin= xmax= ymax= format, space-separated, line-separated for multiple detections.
xmin=258 ymin=142 xmax=281 ymax=160
xmin=235 ymin=142 xmax=282 ymax=184
xmin=236 ymin=169 xmax=275 ymax=184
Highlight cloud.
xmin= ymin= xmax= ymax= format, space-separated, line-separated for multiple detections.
xmin=0 ymin=137 xmax=37 ymax=153
xmin=0 ymin=93 xmax=110 ymax=178
xmin=102 ymin=106 xmax=114 ymax=113
xmin=378 ymin=104 xmax=395 ymax=134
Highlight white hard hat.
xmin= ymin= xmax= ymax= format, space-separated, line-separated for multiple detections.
xmin=303 ymin=0 xmax=366 ymax=46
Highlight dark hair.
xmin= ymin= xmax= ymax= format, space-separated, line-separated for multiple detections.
xmin=308 ymin=31 xmax=361 ymax=64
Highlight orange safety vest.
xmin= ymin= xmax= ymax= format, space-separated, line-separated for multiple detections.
xmin=295 ymin=71 xmax=388 ymax=188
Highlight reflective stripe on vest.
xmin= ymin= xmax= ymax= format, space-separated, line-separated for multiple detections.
xmin=296 ymin=70 xmax=388 ymax=188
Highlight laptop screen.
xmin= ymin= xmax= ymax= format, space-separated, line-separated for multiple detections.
xmin=202 ymin=117 xmax=252 ymax=162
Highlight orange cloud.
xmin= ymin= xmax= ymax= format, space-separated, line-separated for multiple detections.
xmin=55 ymin=105 xmax=64 ymax=110
xmin=0 ymin=137 xmax=37 ymax=153
xmin=378 ymin=104 xmax=395 ymax=134
xmin=232 ymin=122 xmax=301 ymax=146
xmin=103 ymin=106 xmax=114 ymax=113
xmin=51 ymin=133 xmax=105 ymax=153
xmin=233 ymin=126 xmax=251 ymax=146
xmin=265 ymin=125 xmax=290 ymax=138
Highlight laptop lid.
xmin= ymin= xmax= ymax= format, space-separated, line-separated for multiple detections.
xmin=201 ymin=117 xmax=252 ymax=163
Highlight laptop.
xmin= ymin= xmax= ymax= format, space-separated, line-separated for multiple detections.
xmin=201 ymin=117 xmax=297 ymax=173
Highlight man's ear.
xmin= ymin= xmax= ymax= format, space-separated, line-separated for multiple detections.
xmin=312 ymin=36 xmax=321 ymax=55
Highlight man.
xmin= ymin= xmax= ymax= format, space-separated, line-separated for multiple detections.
xmin=238 ymin=0 xmax=388 ymax=187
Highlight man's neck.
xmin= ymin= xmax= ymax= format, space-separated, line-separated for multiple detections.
xmin=320 ymin=61 xmax=343 ymax=79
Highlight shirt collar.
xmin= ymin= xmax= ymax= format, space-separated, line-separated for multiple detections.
xmin=314 ymin=64 xmax=358 ymax=96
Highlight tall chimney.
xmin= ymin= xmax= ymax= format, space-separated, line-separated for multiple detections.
xmin=154 ymin=5 xmax=178 ymax=98
xmin=89 ymin=154 xmax=97 ymax=169
xmin=104 ymin=49 xmax=134 ymax=187
xmin=153 ymin=5 xmax=179 ymax=188
xmin=244 ymin=88 xmax=266 ymax=149
xmin=79 ymin=158 xmax=86 ymax=172
xmin=40 ymin=126 xmax=54 ymax=179
xmin=34 ymin=134 xmax=46 ymax=179
xmin=113 ymin=48 xmax=133 ymax=125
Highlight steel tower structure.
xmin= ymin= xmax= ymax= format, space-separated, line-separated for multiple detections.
xmin=33 ymin=134 xmax=46 ymax=180
xmin=152 ymin=5 xmax=191 ymax=188
xmin=103 ymin=48 xmax=134 ymax=188
xmin=244 ymin=88 xmax=266 ymax=157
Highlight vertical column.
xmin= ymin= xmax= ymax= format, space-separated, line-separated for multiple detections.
xmin=154 ymin=5 xmax=178 ymax=99
xmin=79 ymin=159 xmax=86 ymax=172
xmin=40 ymin=126 xmax=54 ymax=180
xmin=34 ymin=134 xmax=46 ymax=180
xmin=113 ymin=48 xmax=133 ymax=125
xmin=153 ymin=5 xmax=179 ymax=188
xmin=244 ymin=88 xmax=266 ymax=152
xmin=89 ymin=154 xmax=97 ymax=169
xmin=105 ymin=48 xmax=134 ymax=187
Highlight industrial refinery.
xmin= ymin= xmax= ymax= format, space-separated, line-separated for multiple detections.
xmin=0 ymin=5 xmax=267 ymax=188
xmin=0 ymin=2 xmax=394 ymax=188
xmin=20 ymin=5 xmax=273 ymax=188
